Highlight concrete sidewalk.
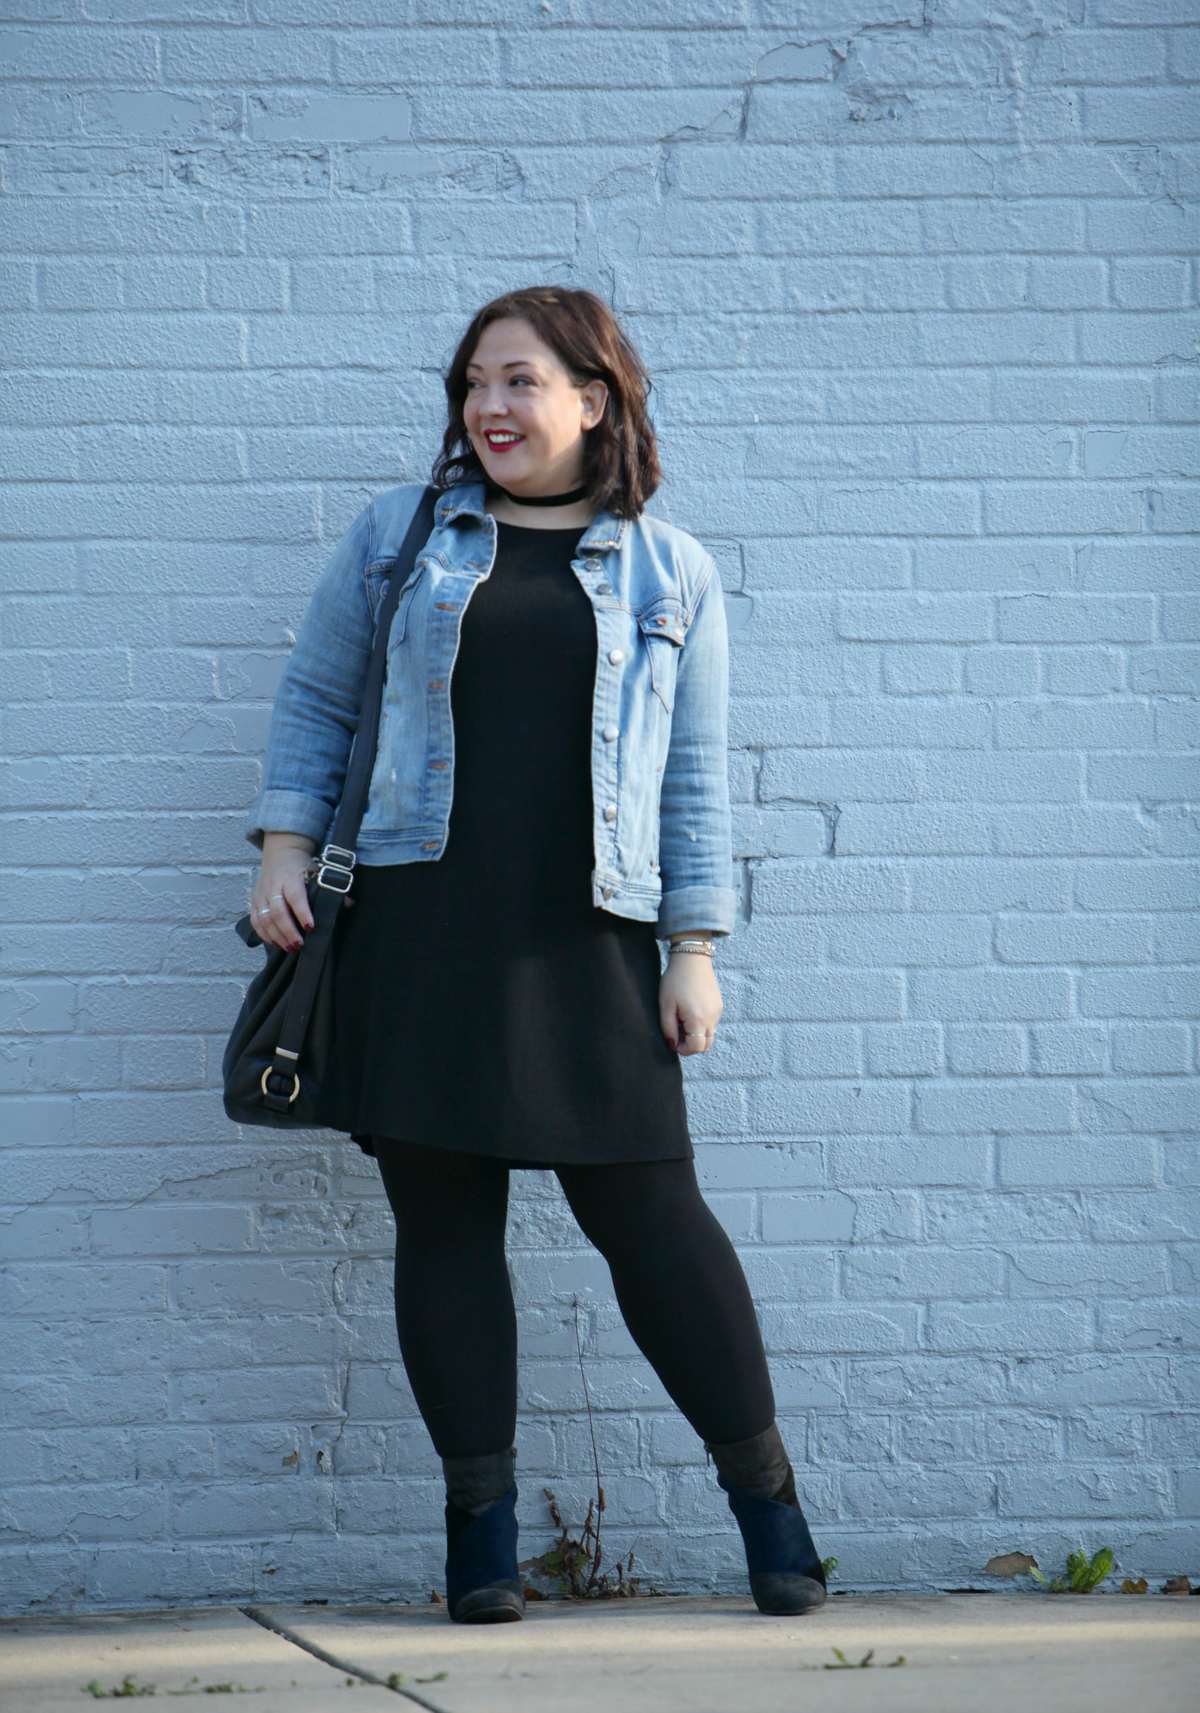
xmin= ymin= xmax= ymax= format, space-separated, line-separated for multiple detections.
xmin=1 ymin=1592 xmax=1193 ymax=1712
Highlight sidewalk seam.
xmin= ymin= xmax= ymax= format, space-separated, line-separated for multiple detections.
xmin=239 ymin=1603 xmax=453 ymax=1711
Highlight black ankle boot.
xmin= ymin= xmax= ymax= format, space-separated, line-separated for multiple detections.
xmin=705 ymin=1422 xmax=828 ymax=1616
xmin=441 ymin=1444 xmax=525 ymax=1623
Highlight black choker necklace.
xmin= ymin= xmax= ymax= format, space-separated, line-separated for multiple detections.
xmin=489 ymin=479 xmax=589 ymax=508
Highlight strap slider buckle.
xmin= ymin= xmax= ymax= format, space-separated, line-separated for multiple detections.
xmin=316 ymin=842 xmax=356 ymax=894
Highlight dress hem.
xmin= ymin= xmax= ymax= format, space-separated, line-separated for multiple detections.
xmin=341 ymin=1123 xmax=693 ymax=1171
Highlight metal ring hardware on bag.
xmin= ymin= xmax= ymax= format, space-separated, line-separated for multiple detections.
xmin=260 ymin=1064 xmax=301 ymax=1104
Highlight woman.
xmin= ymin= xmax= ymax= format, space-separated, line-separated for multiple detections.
xmin=241 ymin=286 xmax=827 ymax=1623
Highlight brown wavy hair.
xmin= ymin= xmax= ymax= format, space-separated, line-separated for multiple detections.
xmin=430 ymin=285 xmax=662 ymax=520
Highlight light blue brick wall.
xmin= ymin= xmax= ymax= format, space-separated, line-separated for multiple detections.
xmin=1 ymin=1 xmax=1197 ymax=1616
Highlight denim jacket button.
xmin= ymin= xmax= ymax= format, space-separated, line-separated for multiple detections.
xmin=608 ymin=648 xmax=624 ymax=664
xmin=596 ymin=582 xmax=611 ymax=594
xmin=601 ymin=885 xmax=614 ymax=899
xmin=603 ymin=803 xmax=617 ymax=821
xmin=602 ymin=723 xmax=618 ymax=741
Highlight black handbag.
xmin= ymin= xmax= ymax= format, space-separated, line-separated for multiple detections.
xmin=221 ymin=485 xmax=438 ymax=1129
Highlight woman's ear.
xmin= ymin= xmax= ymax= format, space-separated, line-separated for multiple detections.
xmin=583 ymin=379 xmax=608 ymax=428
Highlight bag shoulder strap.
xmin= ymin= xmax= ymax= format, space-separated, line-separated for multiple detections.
xmin=319 ymin=483 xmax=439 ymax=878
xmin=250 ymin=484 xmax=438 ymax=1098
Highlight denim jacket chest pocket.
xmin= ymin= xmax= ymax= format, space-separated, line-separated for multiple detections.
xmin=635 ymin=596 xmax=689 ymax=714
xmin=365 ymin=554 xmax=437 ymax=646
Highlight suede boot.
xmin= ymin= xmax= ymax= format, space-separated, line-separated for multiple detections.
xmin=705 ymin=1421 xmax=828 ymax=1616
xmin=440 ymin=1444 xmax=525 ymax=1623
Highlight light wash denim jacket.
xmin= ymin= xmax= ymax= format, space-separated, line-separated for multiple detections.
xmin=242 ymin=478 xmax=737 ymax=940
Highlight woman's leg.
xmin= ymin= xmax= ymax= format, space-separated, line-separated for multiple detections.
xmin=373 ymin=1137 xmax=517 ymax=1460
xmin=553 ymin=1155 xmax=776 ymax=1445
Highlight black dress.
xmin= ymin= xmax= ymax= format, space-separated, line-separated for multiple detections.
xmin=316 ymin=518 xmax=693 ymax=1170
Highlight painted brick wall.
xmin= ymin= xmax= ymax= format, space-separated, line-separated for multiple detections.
xmin=1 ymin=1 xmax=1197 ymax=1615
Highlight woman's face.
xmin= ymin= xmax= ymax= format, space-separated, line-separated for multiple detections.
xmin=463 ymin=317 xmax=608 ymax=496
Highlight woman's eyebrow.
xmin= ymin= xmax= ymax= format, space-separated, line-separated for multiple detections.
xmin=465 ymin=359 xmax=541 ymax=373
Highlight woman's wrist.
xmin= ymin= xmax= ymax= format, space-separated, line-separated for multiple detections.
xmin=262 ymin=831 xmax=317 ymax=858
xmin=668 ymin=932 xmax=716 ymax=958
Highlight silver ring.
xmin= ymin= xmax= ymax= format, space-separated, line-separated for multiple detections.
xmin=256 ymin=905 xmax=273 ymax=916
xmin=270 ymin=893 xmax=285 ymax=901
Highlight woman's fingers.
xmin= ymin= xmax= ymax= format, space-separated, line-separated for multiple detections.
xmin=284 ymin=872 xmax=315 ymax=933
xmin=677 ymin=1019 xmax=710 ymax=1056
xmin=250 ymin=861 xmax=313 ymax=953
xmin=659 ymin=993 xmax=678 ymax=1051
xmin=659 ymin=960 xmax=722 ymax=1055
xmin=659 ymin=985 xmax=719 ymax=1054
xmin=248 ymin=859 xmax=354 ymax=953
xmin=662 ymin=1001 xmax=714 ymax=1055
xmin=278 ymin=874 xmax=314 ymax=952
xmin=277 ymin=896 xmax=305 ymax=952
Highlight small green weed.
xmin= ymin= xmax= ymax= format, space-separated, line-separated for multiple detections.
xmin=1028 ymin=1545 xmax=1115 ymax=1593
xmin=824 ymin=1646 xmax=907 ymax=1668
xmin=987 ymin=1544 xmax=1119 ymax=1593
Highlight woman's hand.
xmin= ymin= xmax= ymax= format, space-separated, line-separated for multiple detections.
xmin=659 ymin=949 xmax=723 ymax=1055
xmin=249 ymin=834 xmax=318 ymax=955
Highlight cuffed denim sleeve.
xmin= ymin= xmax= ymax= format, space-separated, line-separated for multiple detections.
xmin=655 ymin=552 xmax=738 ymax=941
xmin=242 ymin=498 xmax=376 ymax=854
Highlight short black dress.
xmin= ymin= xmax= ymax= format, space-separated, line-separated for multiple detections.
xmin=316 ymin=517 xmax=693 ymax=1170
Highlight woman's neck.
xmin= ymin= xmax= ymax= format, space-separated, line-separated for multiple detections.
xmin=484 ymin=487 xmax=594 ymax=531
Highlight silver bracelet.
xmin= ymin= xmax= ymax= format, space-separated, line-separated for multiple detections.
xmin=669 ymin=939 xmax=715 ymax=958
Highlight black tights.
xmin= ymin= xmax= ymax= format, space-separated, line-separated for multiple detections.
xmin=373 ymin=1138 xmax=777 ymax=1460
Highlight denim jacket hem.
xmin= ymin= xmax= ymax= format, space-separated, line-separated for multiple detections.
xmin=243 ymin=803 xmax=733 ymax=939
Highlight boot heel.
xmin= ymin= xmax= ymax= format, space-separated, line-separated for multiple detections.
xmin=444 ymin=1484 xmax=525 ymax=1624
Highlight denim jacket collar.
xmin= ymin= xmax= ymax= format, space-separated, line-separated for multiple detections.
xmin=434 ymin=477 xmax=627 ymax=553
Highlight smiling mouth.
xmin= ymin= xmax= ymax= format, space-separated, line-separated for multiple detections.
xmin=483 ymin=432 xmax=525 ymax=446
